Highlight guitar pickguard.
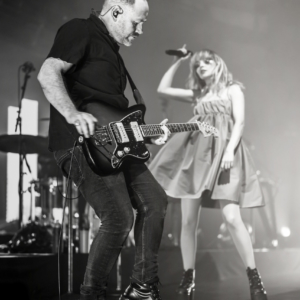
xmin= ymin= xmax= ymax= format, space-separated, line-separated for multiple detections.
xmin=109 ymin=110 xmax=150 ymax=168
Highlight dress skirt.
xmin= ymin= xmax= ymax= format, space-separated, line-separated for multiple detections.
xmin=149 ymin=99 xmax=264 ymax=208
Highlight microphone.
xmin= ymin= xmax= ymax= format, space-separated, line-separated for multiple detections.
xmin=165 ymin=49 xmax=193 ymax=57
xmin=22 ymin=61 xmax=35 ymax=73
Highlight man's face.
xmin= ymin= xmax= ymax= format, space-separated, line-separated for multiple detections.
xmin=114 ymin=1 xmax=149 ymax=46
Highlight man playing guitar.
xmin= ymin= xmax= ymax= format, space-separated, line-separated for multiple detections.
xmin=37 ymin=1 xmax=169 ymax=299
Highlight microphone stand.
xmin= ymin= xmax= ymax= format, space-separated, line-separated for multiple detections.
xmin=60 ymin=178 xmax=78 ymax=300
xmin=15 ymin=65 xmax=34 ymax=229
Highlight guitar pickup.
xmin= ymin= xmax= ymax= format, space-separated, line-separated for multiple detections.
xmin=130 ymin=122 xmax=144 ymax=142
xmin=112 ymin=122 xmax=129 ymax=143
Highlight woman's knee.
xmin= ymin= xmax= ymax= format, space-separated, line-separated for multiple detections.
xmin=222 ymin=212 xmax=242 ymax=229
xmin=181 ymin=217 xmax=198 ymax=232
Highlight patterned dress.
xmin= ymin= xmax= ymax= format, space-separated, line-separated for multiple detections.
xmin=149 ymin=92 xmax=264 ymax=208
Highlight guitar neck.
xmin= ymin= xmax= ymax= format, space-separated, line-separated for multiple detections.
xmin=140 ymin=123 xmax=200 ymax=137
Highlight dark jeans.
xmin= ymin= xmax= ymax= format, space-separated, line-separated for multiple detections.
xmin=54 ymin=146 xmax=168 ymax=291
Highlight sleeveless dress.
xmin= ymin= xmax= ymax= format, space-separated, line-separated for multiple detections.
xmin=149 ymin=93 xmax=264 ymax=208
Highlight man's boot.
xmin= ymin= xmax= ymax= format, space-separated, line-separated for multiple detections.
xmin=119 ymin=281 xmax=162 ymax=300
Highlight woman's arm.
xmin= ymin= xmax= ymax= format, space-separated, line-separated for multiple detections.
xmin=221 ymin=84 xmax=245 ymax=170
xmin=157 ymin=57 xmax=197 ymax=103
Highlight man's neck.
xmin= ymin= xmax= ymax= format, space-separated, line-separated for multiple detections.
xmin=98 ymin=15 xmax=120 ymax=45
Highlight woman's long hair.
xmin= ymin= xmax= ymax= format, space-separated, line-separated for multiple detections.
xmin=186 ymin=49 xmax=244 ymax=94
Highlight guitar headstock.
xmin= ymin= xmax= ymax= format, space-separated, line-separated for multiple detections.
xmin=196 ymin=121 xmax=219 ymax=137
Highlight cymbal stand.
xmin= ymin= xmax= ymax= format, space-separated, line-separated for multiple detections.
xmin=29 ymin=180 xmax=36 ymax=222
xmin=15 ymin=63 xmax=34 ymax=229
xmin=67 ymin=179 xmax=74 ymax=294
xmin=60 ymin=177 xmax=77 ymax=300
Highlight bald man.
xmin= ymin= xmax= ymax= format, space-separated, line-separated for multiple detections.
xmin=38 ymin=1 xmax=167 ymax=299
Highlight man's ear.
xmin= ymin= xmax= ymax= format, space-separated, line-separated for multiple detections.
xmin=112 ymin=5 xmax=123 ymax=21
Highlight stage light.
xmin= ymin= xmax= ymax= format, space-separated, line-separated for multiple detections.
xmin=280 ymin=227 xmax=291 ymax=237
xmin=52 ymin=208 xmax=63 ymax=223
xmin=271 ymin=239 xmax=278 ymax=247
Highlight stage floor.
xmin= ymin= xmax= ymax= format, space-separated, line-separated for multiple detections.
xmin=55 ymin=248 xmax=300 ymax=300
xmin=54 ymin=272 xmax=300 ymax=300
xmin=108 ymin=274 xmax=300 ymax=300
xmin=105 ymin=273 xmax=300 ymax=300
xmin=1 ymin=248 xmax=300 ymax=300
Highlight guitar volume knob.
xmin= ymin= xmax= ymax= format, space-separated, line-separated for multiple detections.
xmin=117 ymin=151 xmax=124 ymax=157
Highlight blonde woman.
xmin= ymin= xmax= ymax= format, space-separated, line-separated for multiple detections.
xmin=149 ymin=47 xmax=268 ymax=300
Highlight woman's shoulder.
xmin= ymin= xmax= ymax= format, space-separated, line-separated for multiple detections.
xmin=226 ymin=82 xmax=244 ymax=99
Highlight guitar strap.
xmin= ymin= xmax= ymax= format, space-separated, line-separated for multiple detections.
xmin=124 ymin=67 xmax=146 ymax=106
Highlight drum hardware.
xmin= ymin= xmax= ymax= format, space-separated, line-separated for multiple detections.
xmin=10 ymin=62 xmax=35 ymax=229
xmin=0 ymin=134 xmax=49 ymax=229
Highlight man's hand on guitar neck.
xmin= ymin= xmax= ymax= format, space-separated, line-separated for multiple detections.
xmin=67 ymin=110 xmax=98 ymax=138
xmin=151 ymin=119 xmax=170 ymax=145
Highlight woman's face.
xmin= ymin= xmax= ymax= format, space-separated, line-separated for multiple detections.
xmin=195 ymin=55 xmax=217 ymax=80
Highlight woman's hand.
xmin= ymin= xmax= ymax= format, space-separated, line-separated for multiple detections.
xmin=221 ymin=148 xmax=234 ymax=170
xmin=173 ymin=44 xmax=192 ymax=63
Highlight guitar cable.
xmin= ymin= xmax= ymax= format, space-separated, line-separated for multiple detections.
xmin=55 ymin=140 xmax=78 ymax=300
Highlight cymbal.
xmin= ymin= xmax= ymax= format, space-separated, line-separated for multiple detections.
xmin=0 ymin=134 xmax=49 ymax=155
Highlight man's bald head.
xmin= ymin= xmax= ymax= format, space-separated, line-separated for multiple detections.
xmin=103 ymin=0 xmax=147 ymax=8
xmin=100 ymin=0 xmax=149 ymax=47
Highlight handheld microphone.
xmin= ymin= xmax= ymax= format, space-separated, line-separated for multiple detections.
xmin=165 ymin=49 xmax=193 ymax=57
xmin=22 ymin=61 xmax=35 ymax=73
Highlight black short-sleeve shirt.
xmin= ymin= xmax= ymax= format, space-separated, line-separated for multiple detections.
xmin=47 ymin=14 xmax=129 ymax=151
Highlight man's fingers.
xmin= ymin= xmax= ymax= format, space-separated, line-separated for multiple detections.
xmin=161 ymin=126 xmax=169 ymax=142
xmin=159 ymin=119 xmax=170 ymax=142
xmin=83 ymin=115 xmax=96 ymax=136
xmin=72 ymin=113 xmax=98 ymax=138
xmin=159 ymin=118 xmax=168 ymax=125
xmin=91 ymin=115 xmax=98 ymax=123
xmin=80 ymin=120 xmax=90 ymax=138
xmin=75 ymin=123 xmax=83 ymax=135
xmin=156 ymin=138 xmax=166 ymax=145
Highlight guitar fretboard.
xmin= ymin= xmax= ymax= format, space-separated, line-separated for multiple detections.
xmin=140 ymin=123 xmax=200 ymax=137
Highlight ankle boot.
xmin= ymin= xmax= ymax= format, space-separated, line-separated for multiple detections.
xmin=246 ymin=267 xmax=268 ymax=300
xmin=176 ymin=269 xmax=195 ymax=296
xmin=119 ymin=281 xmax=162 ymax=300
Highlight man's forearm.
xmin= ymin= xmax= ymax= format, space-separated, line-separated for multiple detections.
xmin=37 ymin=59 xmax=78 ymax=122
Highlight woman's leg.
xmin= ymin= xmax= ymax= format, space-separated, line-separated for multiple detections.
xmin=180 ymin=198 xmax=202 ymax=270
xmin=220 ymin=201 xmax=268 ymax=299
xmin=220 ymin=201 xmax=256 ymax=269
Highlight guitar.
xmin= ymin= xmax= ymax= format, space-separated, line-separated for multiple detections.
xmin=78 ymin=102 xmax=219 ymax=176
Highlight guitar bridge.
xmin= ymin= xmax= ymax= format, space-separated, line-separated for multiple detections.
xmin=93 ymin=126 xmax=111 ymax=146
